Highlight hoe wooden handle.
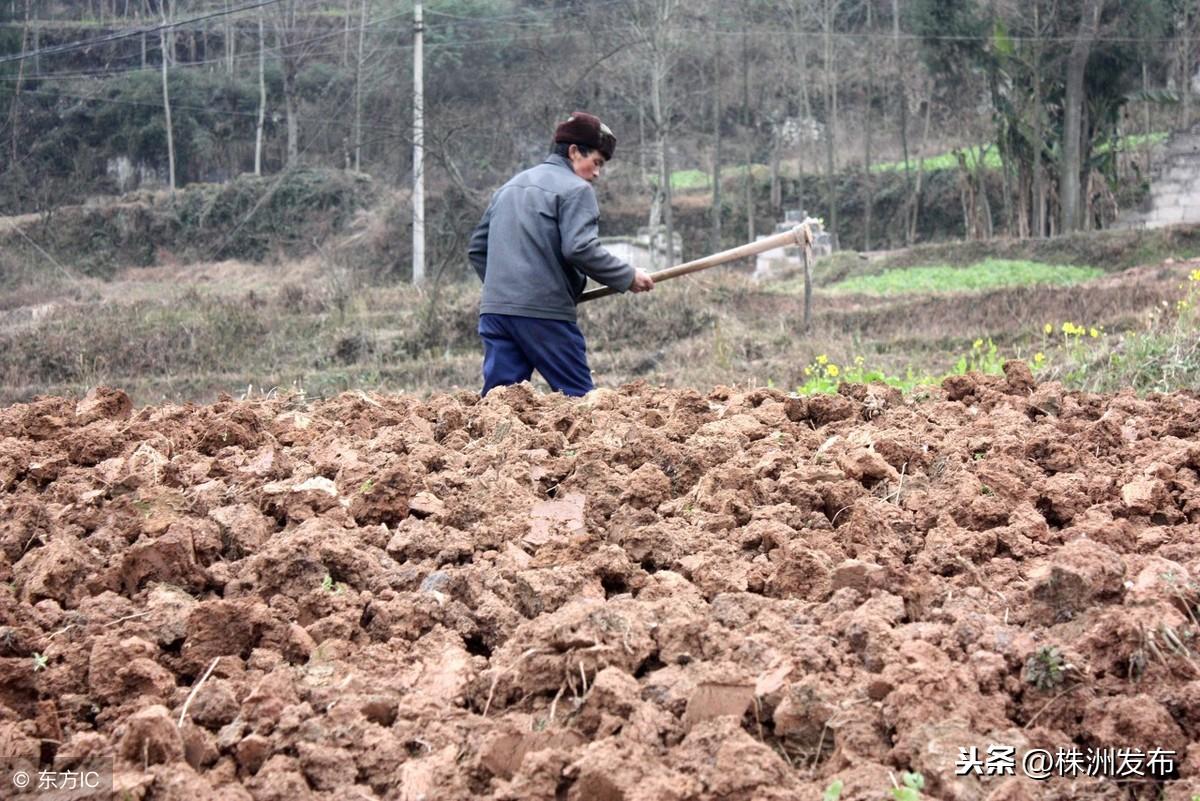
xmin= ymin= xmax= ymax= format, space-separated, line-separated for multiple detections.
xmin=577 ymin=224 xmax=811 ymax=303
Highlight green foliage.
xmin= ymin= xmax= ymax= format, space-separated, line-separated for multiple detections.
xmin=891 ymin=771 xmax=925 ymax=801
xmin=828 ymin=259 xmax=1103 ymax=295
xmin=669 ymin=169 xmax=712 ymax=191
xmin=872 ymin=145 xmax=1001 ymax=174
xmin=32 ymin=652 xmax=48 ymax=672
xmin=1024 ymin=646 xmax=1067 ymax=691
xmin=1039 ymin=270 xmax=1200 ymax=393
xmin=796 ymin=354 xmax=935 ymax=395
xmin=823 ymin=779 xmax=844 ymax=801
xmin=909 ymin=0 xmax=1170 ymax=225
xmin=953 ymin=338 xmax=1005 ymax=375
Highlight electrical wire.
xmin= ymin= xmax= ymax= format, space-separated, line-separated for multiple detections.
xmin=0 ymin=0 xmax=287 ymax=66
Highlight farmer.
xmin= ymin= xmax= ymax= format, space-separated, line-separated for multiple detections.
xmin=468 ymin=111 xmax=655 ymax=397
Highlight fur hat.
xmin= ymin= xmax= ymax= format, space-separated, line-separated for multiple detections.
xmin=554 ymin=111 xmax=616 ymax=161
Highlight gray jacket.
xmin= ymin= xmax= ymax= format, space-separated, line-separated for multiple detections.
xmin=468 ymin=154 xmax=635 ymax=322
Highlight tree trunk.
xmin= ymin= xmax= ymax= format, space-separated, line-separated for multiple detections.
xmin=823 ymin=0 xmax=837 ymax=244
xmin=1061 ymin=0 xmax=1099 ymax=234
xmin=1032 ymin=6 xmax=1045 ymax=238
xmin=9 ymin=0 xmax=30 ymax=166
xmin=160 ymin=0 xmax=176 ymax=192
xmin=893 ymin=0 xmax=912 ymax=244
xmin=908 ymin=93 xmax=933 ymax=243
xmin=354 ymin=0 xmax=368 ymax=171
xmin=1181 ymin=6 xmax=1193 ymax=130
xmin=653 ymin=44 xmax=674 ymax=267
xmin=255 ymin=13 xmax=265 ymax=175
xmin=165 ymin=0 xmax=174 ymax=67
xmin=862 ymin=0 xmax=873 ymax=250
xmin=770 ymin=126 xmax=781 ymax=216
xmin=711 ymin=27 xmax=722 ymax=253
xmin=1143 ymin=61 xmax=1152 ymax=176
xmin=742 ymin=24 xmax=753 ymax=243
xmin=225 ymin=0 xmax=234 ymax=73
xmin=638 ymin=104 xmax=648 ymax=187
xmin=284 ymin=67 xmax=299 ymax=166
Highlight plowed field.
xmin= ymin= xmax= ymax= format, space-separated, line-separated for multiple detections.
xmin=2 ymin=371 xmax=1199 ymax=800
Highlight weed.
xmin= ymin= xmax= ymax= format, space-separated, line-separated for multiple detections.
xmin=1024 ymin=646 xmax=1067 ymax=691
xmin=320 ymin=574 xmax=344 ymax=594
xmin=823 ymin=779 xmax=844 ymax=801
xmin=890 ymin=771 xmax=925 ymax=801
xmin=953 ymin=338 xmax=1004 ymax=376
xmin=32 ymin=652 xmax=48 ymax=672
xmin=359 ymin=478 xmax=375 ymax=494
xmin=796 ymin=354 xmax=935 ymax=395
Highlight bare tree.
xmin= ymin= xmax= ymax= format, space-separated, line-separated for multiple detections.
xmin=1060 ymin=0 xmax=1101 ymax=233
xmin=255 ymin=10 xmax=266 ymax=175
xmin=270 ymin=0 xmax=326 ymax=168
xmin=159 ymin=0 xmax=176 ymax=191
xmin=8 ymin=0 xmax=31 ymax=166
xmin=353 ymin=0 xmax=368 ymax=171
xmin=625 ymin=0 xmax=681 ymax=266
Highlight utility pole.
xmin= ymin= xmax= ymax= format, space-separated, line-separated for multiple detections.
xmin=412 ymin=0 xmax=426 ymax=285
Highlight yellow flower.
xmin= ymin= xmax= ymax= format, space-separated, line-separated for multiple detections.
xmin=854 ymin=355 xmax=865 ymax=366
xmin=1043 ymin=323 xmax=1053 ymax=335
xmin=816 ymin=354 xmax=828 ymax=365
xmin=1190 ymin=268 xmax=1200 ymax=282
xmin=826 ymin=364 xmax=840 ymax=378
xmin=1034 ymin=352 xmax=1045 ymax=364
xmin=973 ymin=338 xmax=984 ymax=350
xmin=1089 ymin=327 xmax=1100 ymax=338
xmin=804 ymin=366 xmax=812 ymax=376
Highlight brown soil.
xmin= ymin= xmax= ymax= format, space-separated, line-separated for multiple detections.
xmin=2 ymin=377 xmax=1199 ymax=800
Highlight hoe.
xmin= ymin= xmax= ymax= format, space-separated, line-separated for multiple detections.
xmin=578 ymin=224 xmax=815 ymax=327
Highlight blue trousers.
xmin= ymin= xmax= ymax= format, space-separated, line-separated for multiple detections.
xmin=479 ymin=313 xmax=594 ymax=397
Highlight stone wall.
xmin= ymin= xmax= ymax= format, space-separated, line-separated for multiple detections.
xmin=1119 ymin=125 xmax=1200 ymax=229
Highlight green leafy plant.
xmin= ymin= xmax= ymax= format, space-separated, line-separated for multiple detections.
xmin=320 ymin=574 xmax=344 ymax=594
xmin=823 ymin=779 xmax=844 ymax=801
xmin=954 ymin=338 xmax=1005 ymax=376
xmin=1023 ymin=646 xmax=1067 ymax=691
xmin=795 ymin=354 xmax=934 ymax=395
xmin=891 ymin=771 xmax=925 ymax=801
xmin=827 ymin=260 xmax=1102 ymax=296
xmin=32 ymin=652 xmax=48 ymax=672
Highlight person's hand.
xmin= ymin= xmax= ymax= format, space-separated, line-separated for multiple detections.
xmin=629 ymin=269 xmax=655 ymax=293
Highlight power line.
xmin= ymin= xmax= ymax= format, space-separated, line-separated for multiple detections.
xmin=0 ymin=6 xmax=593 ymax=84
xmin=0 ymin=0 xmax=286 ymax=66
xmin=0 ymin=21 xmax=599 ymax=83
xmin=0 ymin=6 xmax=414 ymax=83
